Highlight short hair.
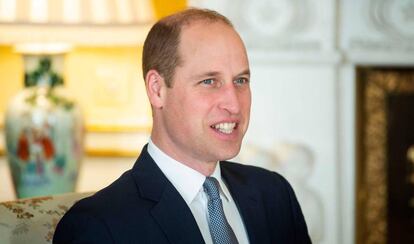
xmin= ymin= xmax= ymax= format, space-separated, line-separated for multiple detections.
xmin=142 ymin=8 xmax=233 ymax=87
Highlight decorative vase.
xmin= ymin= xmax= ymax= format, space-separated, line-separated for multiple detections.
xmin=5 ymin=55 xmax=84 ymax=198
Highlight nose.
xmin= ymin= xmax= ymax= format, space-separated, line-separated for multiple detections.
xmin=218 ymin=83 xmax=241 ymax=114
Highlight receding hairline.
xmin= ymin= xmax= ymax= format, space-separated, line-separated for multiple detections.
xmin=162 ymin=8 xmax=233 ymax=27
xmin=142 ymin=8 xmax=235 ymax=87
xmin=176 ymin=19 xmax=245 ymax=64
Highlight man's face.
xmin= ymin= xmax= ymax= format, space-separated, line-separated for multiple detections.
xmin=157 ymin=21 xmax=251 ymax=166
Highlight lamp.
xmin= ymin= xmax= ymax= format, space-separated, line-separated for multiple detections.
xmin=0 ymin=0 xmax=155 ymax=198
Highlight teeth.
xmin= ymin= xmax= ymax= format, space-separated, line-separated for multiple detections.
xmin=213 ymin=122 xmax=236 ymax=134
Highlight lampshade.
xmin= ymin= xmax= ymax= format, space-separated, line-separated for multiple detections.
xmin=0 ymin=0 xmax=155 ymax=46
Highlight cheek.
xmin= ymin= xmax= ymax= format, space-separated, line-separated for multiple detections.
xmin=188 ymin=91 xmax=214 ymax=109
xmin=240 ymin=91 xmax=252 ymax=110
xmin=168 ymin=92 xmax=208 ymax=123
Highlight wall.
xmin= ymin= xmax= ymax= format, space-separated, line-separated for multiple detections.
xmin=0 ymin=46 xmax=23 ymax=124
xmin=189 ymin=0 xmax=341 ymax=243
xmin=189 ymin=0 xmax=414 ymax=244
xmin=0 ymin=0 xmax=184 ymax=202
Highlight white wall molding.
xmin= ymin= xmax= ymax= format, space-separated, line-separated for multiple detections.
xmin=341 ymin=0 xmax=414 ymax=54
xmin=189 ymin=1 xmax=414 ymax=244
xmin=249 ymin=50 xmax=342 ymax=65
xmin=344 ymin=52 xmax=414 ymax=66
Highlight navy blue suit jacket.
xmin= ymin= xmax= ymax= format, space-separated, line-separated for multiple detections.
xmin=54 ymin=145 xmax=311 ymax=243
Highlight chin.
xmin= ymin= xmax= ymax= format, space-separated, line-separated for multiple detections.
xmin=216 ymin=146 xmax=241 ymax=161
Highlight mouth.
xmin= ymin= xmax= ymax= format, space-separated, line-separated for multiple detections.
xmin=210 ymin=122 xmax=238 ymax=134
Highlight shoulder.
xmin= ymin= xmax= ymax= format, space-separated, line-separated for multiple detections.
xmin=221 ymin=161 xmax=290 ymax=189
xmin=221 ymin=160 xmax=276 ymax=176
xmin=71 ymin=170 xmax=137 ymax=216
xmin=66 ymin=168 xmax=141 ymax=219
xmin=221 ymin=161 xmax=311 ymax=243
xmin=54 ymin=169 xmax=138 ymax=242
xmin=221 ymin=161 xmax=298 ymax=206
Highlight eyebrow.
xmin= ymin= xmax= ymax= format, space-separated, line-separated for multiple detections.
xmin=237 ymin=69 xmax=250 ymax=77
xmin=192 ymin=69 xmax=250 ymax=80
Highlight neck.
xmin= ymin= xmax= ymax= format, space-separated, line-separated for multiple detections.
xmin=150 ymin=134 xmax=217 ymax=176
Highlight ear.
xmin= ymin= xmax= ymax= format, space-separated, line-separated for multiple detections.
xmin=145 ymin=69 xmax=166 ymax=109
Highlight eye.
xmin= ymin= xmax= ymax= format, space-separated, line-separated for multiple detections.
xmin=200 ymin=78 xmax=222 ymax=87
xmin=234 ymin=77 xmax=249 ymax=86
xmin=201 ymin=79 xmax=215 ymax=85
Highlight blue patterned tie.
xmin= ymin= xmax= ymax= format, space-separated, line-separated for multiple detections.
xmin=203 ymin=177 xmax=238 ymax=244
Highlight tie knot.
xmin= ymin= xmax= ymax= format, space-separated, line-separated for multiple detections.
xmin=203 ymin=177 xmax=221 ymax=200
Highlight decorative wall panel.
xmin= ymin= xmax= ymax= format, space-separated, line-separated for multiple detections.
xmin=190 ymin=0 xmax=335 ymax=54
xmin=341 ymin=0 xmax=414 ymax=55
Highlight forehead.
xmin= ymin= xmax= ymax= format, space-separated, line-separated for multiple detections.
xmin=177 ymin=21 xmax=248 ymax=71
xmin=179 ymin=20 xmax=242 ymax=51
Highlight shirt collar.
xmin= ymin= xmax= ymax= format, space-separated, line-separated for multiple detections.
xmin=210 ymin=161 xmax=231 ymax=202
xmin=148 ymin=139 xmax=205 ymax=204
xmin=147 ymin=139 xmax=232 ymax=203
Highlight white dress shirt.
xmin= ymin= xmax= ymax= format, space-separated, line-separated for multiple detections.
xmin=147 ymin=139 xmax=250 ymax=244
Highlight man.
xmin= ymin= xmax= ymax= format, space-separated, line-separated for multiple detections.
xmin=54 ymin=8 xmax=311 ymax=244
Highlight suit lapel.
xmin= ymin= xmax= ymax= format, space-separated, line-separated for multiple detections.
xmin=132 ymin=146 xmax=205 ymax=244
xmin=221 ymin=162 xmax=271 ymax=244
xmin=150 ymin=184 xmax=205 ymax=244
